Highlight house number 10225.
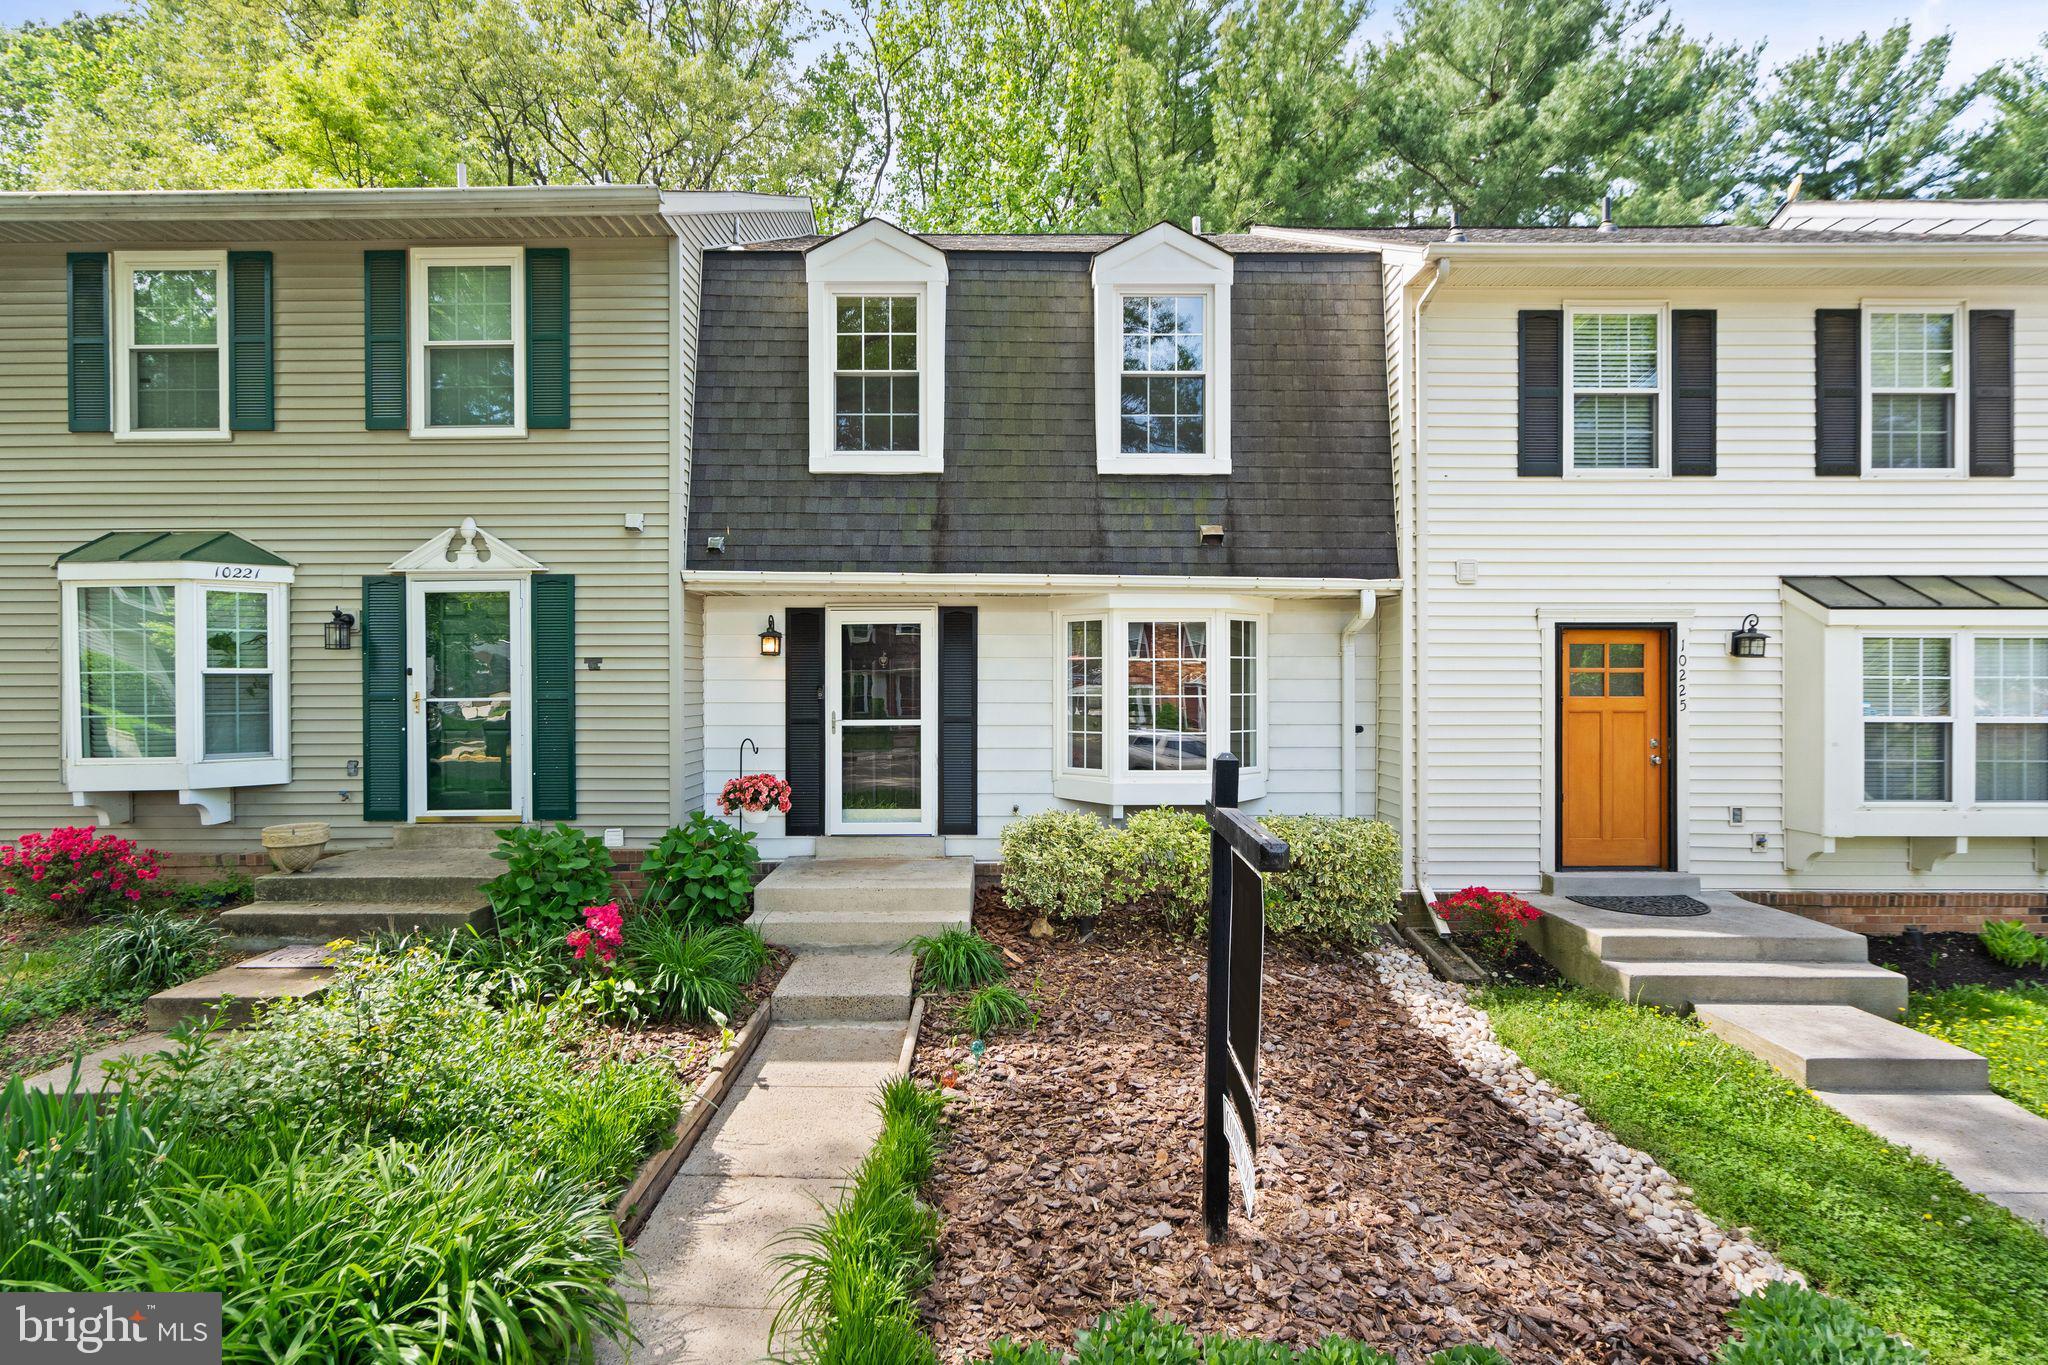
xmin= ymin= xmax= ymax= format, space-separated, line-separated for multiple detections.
xmin=1675 ymin=639 xmax=1688 ymax=712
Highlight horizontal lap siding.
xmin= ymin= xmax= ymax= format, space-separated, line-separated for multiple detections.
xmin=0 ymin=240 xmax=676 ymax=851
xmin=700 ymin=595 xmax=1370 ymax=861
xmin=1419 ymin=284 xmax=2048 ymax=891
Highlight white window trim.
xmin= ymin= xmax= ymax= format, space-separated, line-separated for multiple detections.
xmin=111 ymin=250 xmax=230 ymax=443
xmin=805 ymin=220 xmax=948 ymax=475
xmin=198 ymin=586 xmax=283 ymax=762
xmin=1860 ymin=300 xmax=1967 ymax=479
xmin=410 ymin=246 xmax=526 ymax=439
xmin=1053 ymin=597 xmax=1269 ymax=807
xmin=56 ymin=560 xmax=295 ymax=820
xmin=1562 ymin=301 xmax=1669 ymax=479
xmin=1857 ymin=632 xmax=1959 ymax=806
xmin=1093 ymin=224 xmax=1234 ymax=476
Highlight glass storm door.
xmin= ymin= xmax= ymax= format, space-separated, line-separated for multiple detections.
xmin=410 ymin=581 xmax=523 ymax=817
xmin=826 ymin=608 xmax=938 ymax=835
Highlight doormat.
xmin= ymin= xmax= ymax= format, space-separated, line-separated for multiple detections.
xmin=237 ymin=945 xmax=338 ymax=970
xmin=1567 ymin=895 xmax=1711 ymax=918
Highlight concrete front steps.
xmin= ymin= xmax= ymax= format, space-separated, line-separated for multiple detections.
xmin=1697 ymin=1003 xmax=1989 ymax=1092
xmin=1527 ymin=879 xmax=1909 ymax=1017
xmin=748 ymin=840 xmax=973 ymax=951
xmin=218 ymin=826 xmax=499 ymax=945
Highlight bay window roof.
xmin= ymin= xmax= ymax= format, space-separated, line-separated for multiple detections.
xmin=58 ymin=530 xmax=291 ymax=568
xmin=1785 ymin=575 xmax=2048 ymax=611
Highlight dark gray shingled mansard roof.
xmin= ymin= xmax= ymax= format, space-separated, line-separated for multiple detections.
xmin=688 ymin=236 xmax=1396 ymax=578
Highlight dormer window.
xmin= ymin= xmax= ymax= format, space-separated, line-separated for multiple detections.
xmin=806 ymin=220 xmax=948 ymax=474
xmin=1093 ymin=225 xmax=1233 ymax=476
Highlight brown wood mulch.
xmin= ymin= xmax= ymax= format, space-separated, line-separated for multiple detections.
xmin=912 ymin=897 xmax=1733 ymax=1364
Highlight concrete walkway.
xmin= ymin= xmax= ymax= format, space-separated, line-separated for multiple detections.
xmin=601 ymin=1019 xmax=914 ymax=1365
xmin=1815 ymin=1088 xmax=2048 ymax=1227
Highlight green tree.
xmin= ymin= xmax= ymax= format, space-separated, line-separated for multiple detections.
xmin=1750 ymin=24 xmax=1979 ymax=202
xmin=1205 ymin=0 xmax=1374 ymax=228
xmin=1085 ymin=0 xmax=1220 ymax=230
xmin=1958 ymin=35 xmax=2048 ymax=198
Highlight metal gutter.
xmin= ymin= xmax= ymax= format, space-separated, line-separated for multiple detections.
xmin=1408 ymin=258 xmax=1450 ymax=935
xmin=1338 ymin=589 xmax=1375 ymax=818
xmin=0 ymin=184 xmax=673 ymax=224
xmin=683 ymin=570 xmax=1402 ymax=598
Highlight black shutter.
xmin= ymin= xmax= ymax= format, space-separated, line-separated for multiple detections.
xmin=67 ymin=252 xmax=111 ymax=433
xmin=363 ymin=250 xmax=407 ymax=430
xmin=1671 ymin=309 xmax=1717 ymax=476
xmin=531 ymin=575 xmax=577 ymax=820
xmin=1517 ymin=310 xmax=1563 ymax=476
xmin=227 ymin=250 xmax=274 ymax=431
xmin=937 ymin=607 xmax=978 ymax=836
xmin=360 ymin=576 xmax=408 ymax=822
xmin=1969 ymin=309 xmax=2015 ymax=478
xmin=525 ymin=248 xmax=570 ymax=429
xmin=1815 ymin=309 xmax=1861 ymax=476
xmin=784 ymin=608 xmax=825 ymax=836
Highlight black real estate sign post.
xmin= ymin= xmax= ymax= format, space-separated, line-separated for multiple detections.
xmin=1203 ymin=754 xmax=1290 ymax=1243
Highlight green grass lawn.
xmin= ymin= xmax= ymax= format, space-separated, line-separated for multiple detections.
xmin=1908 ymin=984 xmax=2048 ymax=1121
xmin=1480 ymin=984 xmax=2048 ymax=1365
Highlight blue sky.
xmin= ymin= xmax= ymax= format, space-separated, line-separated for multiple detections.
xmin=1 ymin=0 xmax=2037 ymax=80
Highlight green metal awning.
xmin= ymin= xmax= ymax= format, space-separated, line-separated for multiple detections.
xmin=57 ymin=531 xmax=291 ymax=568
xmin=1784 ymin=574 xmax=2048 ymax=610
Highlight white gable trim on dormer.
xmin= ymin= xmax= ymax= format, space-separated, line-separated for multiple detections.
xmin=1092 ymin=223 xmax=1234 ymax=476
xmin=390 ymin=518 xmax=546 ymax=574
xmin=805 ymin=219 xmax=949 ymax=475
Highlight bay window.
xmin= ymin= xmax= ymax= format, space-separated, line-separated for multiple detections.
xmin=58 ymin=541 xmax=294 ymax=825
xmin=1861 ymin=637 xmax=1951 ymax=801
xmin=1058 ymin=602 xmax=1266 ymax=804
xmin=1853 ymin=633 xmax=2048 ymax=808
xmin=1975 ymin=637 xmax=2048 ymax=802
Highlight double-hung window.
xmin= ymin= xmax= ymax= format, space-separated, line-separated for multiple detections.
xmin=833 ymin=295 xmax=920 ymax=453
xmin=201 ymin=589 xmax=276 ymax=759
xmin=1866 ymin=309 xmax=1958 ymax=471
xmin=1118 ymin=295 xmax=1207 ymax=458
xmin=1058 ymin=603 xmax=1265 ymax=802
xmin=1567 ymin=309 xmax=1661 ymax=471
xmin=1974 ymin=637 xmax=2048 ymax=802
xmin=1862 ymin=637 xmax=1952 ymax=802
xmin=412 ymin=248 xmax=523 ymax=435
xmin=113 ymin=252 xmax=228 ymax=439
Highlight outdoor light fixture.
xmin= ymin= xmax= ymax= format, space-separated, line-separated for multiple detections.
xmin=759 ymin=615 xmax=783 ymax=657
xmin=1730 ymin=613 xmax=1768 ymax=658
xmin=325 ymin=607 xmax=356 ymax=651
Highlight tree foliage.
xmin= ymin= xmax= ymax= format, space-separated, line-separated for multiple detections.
xmin=0 ymin=0 xmax=2042 ymax=229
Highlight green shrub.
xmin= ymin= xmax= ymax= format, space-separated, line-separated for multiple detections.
xmin=999 ymin=810 xmax=1129 ymax=922
xmin=640 ymin=811 xmax=761 ymax=928
xmin=483 ymin=823 xmax=618 ymax=946
xmin=157 ymin=870 xmax=255 ymax=912
xmin=81 ymin=908 xmax=222 ymax=994
xmin=127 ymin=944 xmax=680 ymax=1190
xmin=623 ymin=920 xmax=767 ymax=1023
xmin=911 ymin=927 xmax=1006 ymax=991
xmin=438 ymin=924 xmax=576 ymax=1004
xmin=1714 ymin=1283 xmax=1927 ymax=1363
xmin=1979 ymin=918 xmax=2047 ymax=969
xmin=1259 ymin=816 xmax=1401 ymax=942
xmin=56 ymin=1136 xmax=633 ymax=1365
xmin=962 ymin=982 xmax=1033 ymax=1035
xmin=1121 ymin=807 xmax=1211 ymax=929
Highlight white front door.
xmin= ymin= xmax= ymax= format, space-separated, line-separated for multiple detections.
xmin=825 ymin=607 xmax=938 ymax=836
xmin=407 ymin=577 xmax=529 ymax=819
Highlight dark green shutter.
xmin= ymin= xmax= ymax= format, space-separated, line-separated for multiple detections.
xmin=525 ymin=248 xmax=570 ymax=429
xmin=1517 ymin=310 xmax=1563 ymax=476
xmin=784 ymin=609 xmax=825 ymax=836
xmin=227 ymin=251 xmax=274 ymax=430
xmin=67 ymin=252 xmax=110 ymax=433
xmin=1671 ymin=309 xmax=1716 ymax=476
xmin=363 ymin=250 xmax=407 ymax=430
xmin=1815 ymin=309 xmax=1861 ymax=476
xmin=531 ymin=574 xmax=577 ymax=820
xmin=1969 ymin=309 xmax=2015 ymax=477
xmin=938 ymin=607 xmax=977 ymax=836
xmin=360 ymin=575 xmax=408 ymax=822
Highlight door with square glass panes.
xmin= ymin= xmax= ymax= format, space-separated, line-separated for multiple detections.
xmin=1559 ymin=628 xmax=1670 ymax=868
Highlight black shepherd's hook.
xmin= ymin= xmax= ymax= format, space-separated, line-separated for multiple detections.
xmin=737 ymin=736 xmax=760 ymax=777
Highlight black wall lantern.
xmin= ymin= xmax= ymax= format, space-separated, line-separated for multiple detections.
xmin=1730 ymin=613 xmax=1767 ymax=658
xmin=759 ymin=615 xmax=783 ymax=658
xmin=325 ymin=607 xmax=356 ymax=651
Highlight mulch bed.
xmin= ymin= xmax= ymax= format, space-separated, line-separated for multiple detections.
xmin=1488 ymin=941 xmax=1563 ymax=989
xmin=913 ymin=898 xmax=1733 ymax=1364
xmin=1867 ymin=931 xmax=2048 ymax=993
xmin=598 ymin=945 xmax=791 ymax=1092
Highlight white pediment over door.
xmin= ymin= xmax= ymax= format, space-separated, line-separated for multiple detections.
xmin=390 ymin=518 xmax=546 ymax=574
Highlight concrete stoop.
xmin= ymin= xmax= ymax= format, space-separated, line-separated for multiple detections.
xmin=145 ymin=963 xmax=332 ymax=1030
xmin=771 ymin=951 xmax=916 ymax=1023
xmin=1697 ymin=1003 xmax=1989 ymax=1092
xmin=220 ymin=840 xmax=498 ymax=944
xmin=749 ymin=853 xmax=972 ymax=951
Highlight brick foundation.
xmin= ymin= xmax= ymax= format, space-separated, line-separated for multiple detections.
xmin=1741 ymin=889 xmax=2048 ymax=936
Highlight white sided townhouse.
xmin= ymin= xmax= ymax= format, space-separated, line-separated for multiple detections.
xmin=1252 ymin=200 xmax=2048 ymax=931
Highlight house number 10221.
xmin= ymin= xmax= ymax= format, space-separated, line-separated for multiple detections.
xmin=1675 ymin=638 xmax=1688 ymax=712
xmin=212 ymin=566 xmax=261 ymax=580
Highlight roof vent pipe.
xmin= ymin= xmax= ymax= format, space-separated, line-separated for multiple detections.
xmin=1191 ymin=214 xmax=1204 ymax=235
xmin=1597 ymin=194 xmax=1616 ymax=233
xmin=1445 ymin=206 xmax=1466 ymax=244
xmin=456 ymin=162 xmax=468 ymax=189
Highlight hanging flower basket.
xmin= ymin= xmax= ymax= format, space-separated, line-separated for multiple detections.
xmin=720 ymin=774 xmax=793 ymax=826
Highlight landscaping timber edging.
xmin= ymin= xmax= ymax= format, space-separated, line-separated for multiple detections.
xmin=612 ymin=996 xmax=777 ymax=1242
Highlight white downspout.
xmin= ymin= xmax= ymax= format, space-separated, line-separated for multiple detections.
xmin=1410 ymin=257 xmax=1449 ymax=932
xmin=1338 ymin=588 xmax=1375 ymax=817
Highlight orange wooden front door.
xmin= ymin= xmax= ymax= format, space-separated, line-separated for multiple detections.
xmin=1560 ymin=628 xmax=1669 ymax=868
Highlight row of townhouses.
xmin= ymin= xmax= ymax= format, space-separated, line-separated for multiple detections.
xmin=4 ymin=187 xmax=2046 ymax=922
